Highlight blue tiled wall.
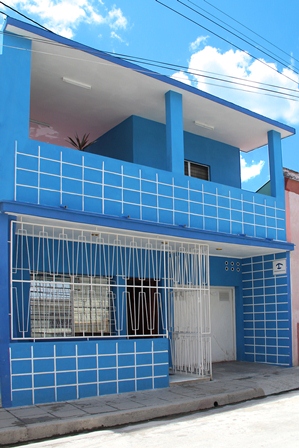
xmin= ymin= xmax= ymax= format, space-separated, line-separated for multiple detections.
xmin=9 ymin=338 xmax=169 ymax=407
xmin=14 ymin=144 xmax=286 ymax=241
xmin=242 ymin=253 xmax=292 ymax=365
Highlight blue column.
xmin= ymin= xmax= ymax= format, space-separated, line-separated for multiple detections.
xmin=165 ymin=91 xmax=184 ymax=173
xmin=268 ymin=130 xmax=284 ymax=206
xmin=0 ymin=33 xmax=32 ymax=201
xmin=0 ymin=213 xmax=12 ymax=407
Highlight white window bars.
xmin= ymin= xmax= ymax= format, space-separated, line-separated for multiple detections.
xmin=10 ymin=219 xmax=210 ymax=344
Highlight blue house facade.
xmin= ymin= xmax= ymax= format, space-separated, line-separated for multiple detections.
xmin=0 ymin=17 xmax=295 ymax=408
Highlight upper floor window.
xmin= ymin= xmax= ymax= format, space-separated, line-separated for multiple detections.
xmin=184 ymin=160 xmax=210 ymax=181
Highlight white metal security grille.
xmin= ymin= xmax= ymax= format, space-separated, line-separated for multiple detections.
xmin=10 ymin=218 xmax=211 ymax=376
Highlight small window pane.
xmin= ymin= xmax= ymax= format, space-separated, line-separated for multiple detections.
xmin=184 ymin=160 xmax=209 ymax=180
xmin=190 ymin=162 xmax=209 ymax=180
xmin=184 ymin=161 xmax=189 ymax=176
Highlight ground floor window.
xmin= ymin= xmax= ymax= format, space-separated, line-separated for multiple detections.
xmin=126 ymin=278 xmax=159 ymax=336
xmin=30 ymin=274 xmax=110 ymax=338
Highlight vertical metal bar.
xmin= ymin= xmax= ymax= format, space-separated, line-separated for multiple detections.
xmin=216 ymin=188 xmax=219 ymax=233
xmin=76 ymin=344 xmax=79 ymax=399
xmin=134 ymin=341 xmax=137 ymax=392
xmin=102 ymin=161 xmax=105 ymax=214
xmin=9 ymin=347 xmax=13 ymax=402
xmin=82 ymin=155 xmax=85 ymax=212
xmin=116 ymin=342 xmax=119 ymax=394
xmin=139 ymin=169 xmax=142 ymax=220
xmin=253 ymin=197 xmax=256 ymax=238
xmin=172 ymin=178 xmax=175 ymax=225
xmin=14 ymin=140 xmax=18 ymax=201
xmin=121 ymin=165 xmax=124 ymax=215
xmin=54 ymin=345 xmax=57 ymax=402
xmin=264 ymin=199 xmax=267 ymax=238
xmin=10 ymin=221 xmax=14 ymax=340
xmin=60 ymin=151 xmax=63 ymax=206
xmin=156 ymin=173 xmax=160 ymax=223
xmin=229 ymin=190 xmax=232 ymax=234
xmin=151 ymin=340 xmax=155 ymax=389
xmin=31 ymin=345 xmax=35 ymax=405
xmin=21 ymin=226 xmax=25 ymax=338
xmin=163 ymin=244 xmax=168 ymax=338
xmin=37 ymin=146 xmax=41 ymax=205
xmin=96 ymin=343 xmax=100 ymax=396
xmin=274 ymin=201 xmax=278 ymax=241
xmin=241 ymin=194 xmax=244 ymax=235
xmin=187 ymin=180 xmax=190 ymax=228
xmin=202 ymin=184 xmax=205 ymax=230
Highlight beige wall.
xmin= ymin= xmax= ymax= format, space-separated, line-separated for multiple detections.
xmin=286 ymin=190 xmax=299 ymax=365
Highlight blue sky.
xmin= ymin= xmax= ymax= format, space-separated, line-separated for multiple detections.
xmin=1 ymin=0 xmax=299 ymax=191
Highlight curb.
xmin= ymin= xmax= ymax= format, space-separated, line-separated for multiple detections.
xmin=0 ymin=387 xmax=265 ymax=447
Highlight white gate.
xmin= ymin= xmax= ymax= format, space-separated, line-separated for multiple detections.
xmin=168 ymin=248 xmax=211 ymax=377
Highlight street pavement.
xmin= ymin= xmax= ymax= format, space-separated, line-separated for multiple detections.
xmin=1 ymin=361 xmax=299 ymax=447
xmin=16 ymin=390 xmax=299 ymax=448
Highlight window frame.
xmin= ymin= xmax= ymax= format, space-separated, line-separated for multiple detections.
xmin=184 ymin=160 xmax=210 ymax=181
xmin=29 ymin=273 xmax=110 ymax=338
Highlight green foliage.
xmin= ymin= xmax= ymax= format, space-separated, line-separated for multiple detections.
xmin=66 ymin=133 xmax=94 ymax=151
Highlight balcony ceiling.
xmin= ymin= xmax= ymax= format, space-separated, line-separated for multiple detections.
xmin=6 ymin=20 xmax=295 ymax=152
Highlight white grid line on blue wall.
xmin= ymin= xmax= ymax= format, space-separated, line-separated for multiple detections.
xmin=14 ymin=145 xmax=286 ymax=240
xmin=9 ymin=340 xmax=169 ymax=406
xmin=242 ymin=255 xmax=291 ymax=366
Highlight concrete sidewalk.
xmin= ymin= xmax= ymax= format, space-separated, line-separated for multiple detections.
xmin=1 ymin=362 xmax=299 ymax=447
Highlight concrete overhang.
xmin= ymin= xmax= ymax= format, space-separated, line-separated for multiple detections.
xmin=1 ymin=201 xmax=294 ymax=259
xmin=4 ymin=17 xmax=296 ymax=152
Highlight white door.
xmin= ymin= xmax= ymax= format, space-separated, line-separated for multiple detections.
xmin=210 ymin=287 xmax=236 ymax=362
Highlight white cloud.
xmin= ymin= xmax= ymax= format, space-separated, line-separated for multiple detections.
xmin=107 ymin=6 xmax=127 ymax=30
xmin=240 ymin=155 xmax=265 ymax=182
xmin=110 ymin=30 xmax=126 ymax=44
xmin=173 ymin=38 xmax=299 ymax=125
xmin=171 ymin=71 xmax=192 ymax=86
xmin=2 ymin=1 xmax=128 ymax=38
xmin=189 ymin=36 xmax=208 ymax=52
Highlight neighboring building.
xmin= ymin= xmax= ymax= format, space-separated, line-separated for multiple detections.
xmin=0 ymin=17 xmax=296 ymax=408
xmin=284 ymin=168 xmax=299 ymax=366
xmin=258 ymin=168 xmax=299 ymax=367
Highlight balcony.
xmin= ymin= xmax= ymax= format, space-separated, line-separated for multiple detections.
xmin=14 ymin=141 xmax=286 ymax=241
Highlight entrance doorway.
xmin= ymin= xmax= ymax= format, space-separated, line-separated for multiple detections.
xmin=210 ymin=287 xmax=236 ymax=362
